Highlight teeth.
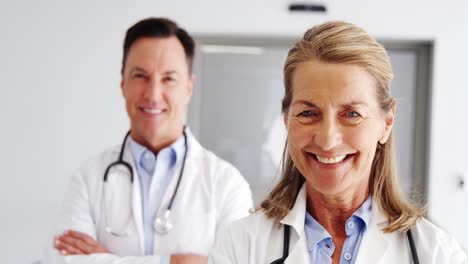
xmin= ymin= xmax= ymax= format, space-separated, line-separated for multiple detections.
xmin=142 ymin=108 xmax=163 ymax=114
xmin=316 ymin=155 xmax=347 ymax=164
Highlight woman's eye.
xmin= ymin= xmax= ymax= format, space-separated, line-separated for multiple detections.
xmin=295 ymin=110 xmax=320 ymax=124
xmin=346 ymin=111 xmax=361 ymax=118
xmin=342 ymin=110 xmax=363 ymax=125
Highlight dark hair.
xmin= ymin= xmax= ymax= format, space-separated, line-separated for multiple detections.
xmin=121 ymin=17 xmax=195 ymax=74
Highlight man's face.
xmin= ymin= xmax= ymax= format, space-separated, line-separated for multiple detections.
xmin=121 ymin=37 xmax=193 ymax=151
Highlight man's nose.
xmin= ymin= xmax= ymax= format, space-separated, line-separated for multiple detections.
xmin=143 ymin=79 xmax=163 ymax=101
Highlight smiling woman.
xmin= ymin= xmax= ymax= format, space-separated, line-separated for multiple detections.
xmin=286 ymin=61 xmax=392 ymax=206
xmin=209 ymin=21 xmax=467 ymax=264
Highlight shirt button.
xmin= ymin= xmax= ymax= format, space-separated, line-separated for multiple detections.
xmin=344 ymin=253 xmax=352 ymax=260
xmin=347 ymin=221 xmax=355 ymax=229
xmin=144 ymin=151 xmax=152 ymax=159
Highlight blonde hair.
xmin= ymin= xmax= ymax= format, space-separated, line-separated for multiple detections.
xmin=260 ymin=21 xmax=425 ymax=233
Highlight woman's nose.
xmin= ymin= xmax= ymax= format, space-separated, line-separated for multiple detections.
xmin=313 ymin=118 xmax=343 ymax=151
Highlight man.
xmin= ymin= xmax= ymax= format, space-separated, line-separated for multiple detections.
xmin=42 ymin=17 xmax=253 ymax=264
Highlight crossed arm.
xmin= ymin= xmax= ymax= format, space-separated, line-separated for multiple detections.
xmin=54 ymin=229 xmax=207 ymax=264
xmin=43 ymin=167 xmax=207 ymax=264
xmin=54 ymin=230 xmax=109 ymax=255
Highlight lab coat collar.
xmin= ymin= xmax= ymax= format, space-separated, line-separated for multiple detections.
xmin=184 ymin=127 xmax=204 ymax=159
xmin=120 ymin=139 xmax=146 ymax=254
xmin=354 ymin=199 xmax=390 ymax=264
xmin=280 ymin=184 xmax=307 ymax=236
xmin=279 ymin=184 xmax=310 ymax=263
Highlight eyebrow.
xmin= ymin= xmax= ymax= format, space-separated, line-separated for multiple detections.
xmin=129 ymin=66 xmax=148 ymax=74
xmin=163 ymin=70 xmax=178 ymax=75
xmin=293 ymin=100 xmax=318 ymax=108
xmin=292 ymin=100 xmax=369 ymax=108
xmin=129 ymin=67 xmax=179 ymax=76
xmin=339 ymin=101 xmax=369 ymax=108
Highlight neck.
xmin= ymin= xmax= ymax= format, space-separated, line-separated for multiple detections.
xmin=305 ymin=184 xmax=368 ymax=238
xmin=131 ymin=127 xmax=184 ymax=154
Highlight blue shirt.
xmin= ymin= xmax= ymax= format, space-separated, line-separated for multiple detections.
xmin=128 ymin=133 xmax=186 ymax=256
xmin=304 ymin=197 xmax=372 ymax=264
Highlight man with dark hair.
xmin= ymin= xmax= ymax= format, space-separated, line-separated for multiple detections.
xmin=42 ymin=17 xmax=253 ymax=264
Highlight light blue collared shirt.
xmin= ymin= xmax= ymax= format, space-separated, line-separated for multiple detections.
xmin=128 ymin=132 xmax=186 ymax=256
xmin=304 ymin=197 xmax=372 ymax=264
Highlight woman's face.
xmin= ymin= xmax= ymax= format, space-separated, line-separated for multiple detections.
xmin=285 ymin=60 xmax=394 ymax=198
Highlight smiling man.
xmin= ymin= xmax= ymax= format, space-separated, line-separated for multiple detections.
xmin=42 ymin=17 xmax=253 ymax=264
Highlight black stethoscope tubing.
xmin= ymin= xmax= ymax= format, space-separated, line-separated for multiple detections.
xmin=407 ymin=228 xmax=420 ymax=264
xmin=271 ymin=224 xmax=419 ymax=264
xmin=103 ymin=131 xmax=134 ymax=183
xmin=103 ymin=129 xmax=188 ymax=214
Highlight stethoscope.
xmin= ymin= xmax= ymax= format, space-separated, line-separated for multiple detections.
xmin=270 ymin=224 xmax=420 ymax=264
xmin=103 ymin=129 xmax=188 ymax=236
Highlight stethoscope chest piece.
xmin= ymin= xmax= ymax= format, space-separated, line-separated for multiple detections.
xmin=154 ymin=209 xmax=173 ymax=234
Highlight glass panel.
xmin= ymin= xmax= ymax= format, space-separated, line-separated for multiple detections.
xmin=387 ymin=50 xmax=418 ymax=195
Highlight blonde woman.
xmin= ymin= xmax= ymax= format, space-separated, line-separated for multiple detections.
xmin=209 ymin=21 xmax=467 ymax=264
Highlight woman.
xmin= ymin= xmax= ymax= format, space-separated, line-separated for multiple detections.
xmin=209 ymin=21 xmax=467 ymax=264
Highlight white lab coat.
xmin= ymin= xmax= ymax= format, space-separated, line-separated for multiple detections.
xmin=42 ymin=133 xmax=253 ymax=264
xmin=210 ymin=185 xmax=467 ymax=264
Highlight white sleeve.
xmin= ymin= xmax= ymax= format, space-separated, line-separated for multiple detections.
xmin=41 ymin=167 xmax=98 ymax=264
xmin=40 ymin=168 xmax=168 ymax=264
xmin=214 ymin=164 xmax=253 ymax=231
xmin=208 ymin=225 xmax=237 ymax=264
xmin=209 ymin=219 xmax=254 ymax=264
xmin=43 ymin=252 xmax=164 ymax=264
xmin=437 ymin=236 xmax=468 ymax=264
xmin=420 ymin=225 xmax=468 ymax=264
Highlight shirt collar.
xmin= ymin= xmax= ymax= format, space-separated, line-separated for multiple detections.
xmin=127 ymin=128 xmax=188 ymax=175
xmin=304 ymin=211 xmax=332 ymax=251
xmin=303 ymin=195 xmax=373 ymax=251
xmin=350 ymin=195 xmax=372 ymax=233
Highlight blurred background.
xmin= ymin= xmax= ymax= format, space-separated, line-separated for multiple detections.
xmin=1 ymin=0 xmax=467 ymax=263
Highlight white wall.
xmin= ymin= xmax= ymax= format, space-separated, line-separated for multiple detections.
xmin=1 ymin=0 xmax=467 ymax=262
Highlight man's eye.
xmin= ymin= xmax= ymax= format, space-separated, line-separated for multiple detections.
xmin=133 ymin=73 xmax=146 ymax=79
xmin=298 ymin=110 xmax=314 ymax=117
xmin=164 ymin=77 xmax=177 ymax=83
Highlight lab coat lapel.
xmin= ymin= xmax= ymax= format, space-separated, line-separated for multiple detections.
xmin=280 ymin=185 xmax=310 ymax=264
xmin=284 ymin=235 xmax=309 ymax=264
xmin=158 ymin=132 xmax=201 ymax=218
xmin=355 ymin=201 xmax=390 ymax=264
xmin=122 ymin=142 xmax=145 ymax=254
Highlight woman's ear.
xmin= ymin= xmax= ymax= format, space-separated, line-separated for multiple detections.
xmin=380 ymin=104 xmax=396 ymax=144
